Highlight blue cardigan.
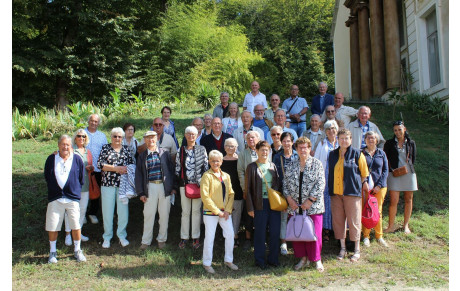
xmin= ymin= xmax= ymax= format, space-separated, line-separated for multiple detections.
xmin=44 ymin=154 xmax=84 ymax=202
xmin=327 ymin=146 xmax=364 ymax=197
xmin=362 ymin=148 xmax=388 ymax=188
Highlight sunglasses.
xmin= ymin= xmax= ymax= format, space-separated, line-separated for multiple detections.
xmin=153 ymin=123 xmax=164 ymax=127
xmin=76 ymin=135 xmax=86 ymax=138
xmin=326 ymin=110 xmax=335 ymax=113
xmin=112 ymin=136 xmax=123 ymax=139
xmin=393 ymin=120 xmax=404 ymax=126
xmin=271 ymin=133 xmax=281 ymax=136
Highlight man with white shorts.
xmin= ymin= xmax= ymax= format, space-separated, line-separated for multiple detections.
xmin=44 ymin=135 xmax=86 ymax=263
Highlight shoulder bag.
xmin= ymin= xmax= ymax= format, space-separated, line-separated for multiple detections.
xmin=256 ymin=162 xmax=287 ymax=211
xmin=87 ymin=149 xmax=101 ymax=200
xmin=392 ymin=151 xmax=409 ymax=177
xmin=181 ymin=146 xmax=201 ymax=199
xmin=285 ymin=211 xmax=317 ymax=242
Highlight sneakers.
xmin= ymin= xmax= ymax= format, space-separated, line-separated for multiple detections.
xmin=102 ymin=240 xmax=110 ymax=249
xmin=192 ymin=239 xmax=201 ymax=249
xmin=363 ymin=238 xmax=370 ymax=247
xmin=88 ymin=215 xmax=99 ymax=224
xmin=224 ymin=262 xmax=239 ymax=270
xmin=74 ymin=250 xmax=87 ymax=262
xmin=81 ymin=234 xmax=89 ymax=242
xmin=48 ymin=252 xmax=58 ymax=264
xmin=158 ymin=242 xmax=166 ymax=249
xmin=280 ymin=243 xmax=288 ymax=255
xmin=140 ymin=244 xmax=149 ymax=250
xmin=203 ymin=265 xmax=215 ymax=274
xmin=377 ymin=238 xmax=389 ymax=248
xmin=65 ymin=235 xmax=72 ymax=246
xmin=119 ymin=238 xmax=130 ymax=247
xmin=178 ymin=239 xmax=187 ymax=249
xmin=316 ymin=260 xmax=324 ymax=272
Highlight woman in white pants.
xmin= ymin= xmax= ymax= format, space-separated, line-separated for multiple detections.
xmin=64 ymin=129 xmax=93 ymax=245
xmin=200 ymin=150 xmax=238 ymax=274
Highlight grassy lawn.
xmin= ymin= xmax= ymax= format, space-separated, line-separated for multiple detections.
xmin=12 ymin=103 xmax=449 ymax=290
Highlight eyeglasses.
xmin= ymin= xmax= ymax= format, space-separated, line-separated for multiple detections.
xmin=225 ymin=145 xmax=236 ymax=148
xmin=393 ymin=120 xmax=404 ymax=126
xmin=125 ymin=128 xmax=134 ymax=131
xmin=326 ymin=110 xmax=335 ymax=113
xmin=271 ymin=133 xmax=281 ymax=136
xmin=153 ymin=123 xmax=164 ymax=127
xmin=112 ymin=136 xmax=123 ymax=139
xmin=76 ymin=135 xmax=86 ymax=138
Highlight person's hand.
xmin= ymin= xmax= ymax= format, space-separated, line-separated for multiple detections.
xmin=223 ymin=211 xmax=230 ymax=220
xmin=287 ymin=197 xmax=298 ymax=211
xmin=118 ymin=166 xmax=128 ymax=174
xmin=140 ymin=196 xmax=147 ymax=203
xmin=371 ymin=186 xmax=381 ymax=195
xmin=85 ymin=165 xmax=94 ymax=171
xmin=248 ymin=211 xmax=254 ymax=218
xmin=218 ymin=211 xmax=225 ymax=218
xmin=301 ymin=199 xmax=313 ymax=211
xmin=310 ymin=150 xmax=315 ymax=156
xmin=290 ymin=114 xmax=300 ymax=122
xmin=362 ymin=181 xmax=369 ymax=194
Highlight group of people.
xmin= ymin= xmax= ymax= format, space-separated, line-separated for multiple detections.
xmin=43 ymin=81 xmax=418 ymax=275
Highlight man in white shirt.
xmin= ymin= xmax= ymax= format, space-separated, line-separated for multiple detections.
xmin=44 ymin=135 xmax=86 ymax=263
xmin=266 ymin=109 xmax=298 ymax=144
xmin=243 ymin=81 xmax=268 ymax=117
xmin=325 ymin=92 xmax=359 ymax=127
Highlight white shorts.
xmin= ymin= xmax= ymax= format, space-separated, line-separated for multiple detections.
xmin=45 ymin=200 xmax=80 ymax=231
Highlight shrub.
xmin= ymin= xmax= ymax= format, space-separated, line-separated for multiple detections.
xmin=404 ymin=92 xmax=448 ymax=124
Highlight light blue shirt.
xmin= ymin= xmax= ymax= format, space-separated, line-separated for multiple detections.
xmin=266 ymin=126 xmax=298 ymax=144
xmin=85 ymin=128 xmax=108 ymax=172
xmin=282 ymin=96 xmax=309 ymax=122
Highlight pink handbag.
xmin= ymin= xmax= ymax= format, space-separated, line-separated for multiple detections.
xmin=185 ymin=183 xmax=201 ymax=199
xmin=362 ymin=192 xmax=380 ymax=229
xmin=285 ymin=212 xmax=317 ymax=242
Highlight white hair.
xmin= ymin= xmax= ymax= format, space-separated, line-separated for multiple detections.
xmin=324 ymin=120 xmax=338 ymax=130
xmin=111 ymin=127 xmax=125 ymax=138
xmin=270 ymin=125 xmax=283 ymax=133
xmin=224 ymin=137 xmax=238 ymax=146
xmin=87 ymin=113 xmax=102 ymax=124
xmin=72 ymin=128 xmax=90 ymax=147
xmin=185 ymin=126 xmax=198 ymax=135
xmin=318 ymin=82 xmax=328 ymax=88
xmin=58 ymin=134 xmax=72 ymax=145
xmin=310 ymin=114 xmax=321 ymax=121
xmin=245 ymin=130 xmax=260 ymax=140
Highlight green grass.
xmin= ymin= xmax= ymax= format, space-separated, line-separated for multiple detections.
xmin=12 ymin=103 xmax=449 ymax=289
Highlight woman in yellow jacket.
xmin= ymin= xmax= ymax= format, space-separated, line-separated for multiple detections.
xmin=200 ymin=150 xmax=238 ymax=274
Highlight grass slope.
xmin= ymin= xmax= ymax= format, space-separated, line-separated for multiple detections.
xmin=12 ymin=104 xmax=449 ymax=290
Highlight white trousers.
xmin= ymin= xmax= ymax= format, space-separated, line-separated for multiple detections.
xmin=64 ymin=191 xmax=89 ymax=232
xmin=202 ymin=215 xmax=234 ymax=267
xmin=142 ymin=183 xmax=171 ymax=244
xmin=180 ymin=187 xmax=202 ymax=240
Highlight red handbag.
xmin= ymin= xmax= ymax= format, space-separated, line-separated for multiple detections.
xmin=87 ymin=150 xmax=101 ymax=200
xmin=181 ymin=146 xmax=201 ymax=199
xmin=362 ymin=191 xmax=379 ymax=229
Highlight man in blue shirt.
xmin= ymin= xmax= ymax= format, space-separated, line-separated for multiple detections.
xmin=282 ymin=85 xmax=309 ymax=137
xmin=253 ymin=104 xmax=274 ymax=140
xmin=311 ymin=82 xmax=334 ymax=117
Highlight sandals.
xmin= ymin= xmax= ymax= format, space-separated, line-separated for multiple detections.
xmin=336 ymin=248 xmax=347 ymax=260
xmin=178 ymin=239 xmax=187 ymax=249
xmin=294 ymin=258 xmax=310 ymax=270
xmin=350 ymin=251 xmax=361 ymax=262
xmin=192 ymin=239 xmax=201 ymax=249
xmin=316 ymin=260 xmax=325 ymax=273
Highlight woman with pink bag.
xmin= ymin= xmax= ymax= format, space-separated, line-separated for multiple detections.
xmin=283 ymin=137 xmax=325 ymax=272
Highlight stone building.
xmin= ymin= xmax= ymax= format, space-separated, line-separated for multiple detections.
xmin=330 ymin=0 xmax=448 ymax=102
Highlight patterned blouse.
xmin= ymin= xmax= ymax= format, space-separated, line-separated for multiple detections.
xmin=175 ymin=145 xmax=209 ymax=185
xmin=97 ymin=144 xmax=134 ymax=187
xmin=282 ymin=157 xmax=325 ymax=216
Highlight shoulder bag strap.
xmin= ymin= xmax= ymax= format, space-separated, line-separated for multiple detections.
xmin=194 ymin=146 xmax=198 ymax=184
xmin=286 ymin=97 xmax=299 ymax=114
xmin=280 ymin=156 xmax=285 ymax=177
xmin=255 ymin=162 xmax=270 ymax=190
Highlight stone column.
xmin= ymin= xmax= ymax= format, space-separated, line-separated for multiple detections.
xmin=369 ymin=0 xmax=386 ymax=95
xmin=346 ymin=16 xmax=361 ymax=100
xmin=357 ymin=2 xmax=373 ymax=100
xmin=383 ymin=0 xmax=401 ymax=89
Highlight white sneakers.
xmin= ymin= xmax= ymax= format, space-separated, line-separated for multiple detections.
xmin=119 ymin=238 xmax=130 ymax=247
xmin=81 ymin=234 xmax=89 ymax=242
xmin=363 ymin=238 xmax=370 ymax=247
xmin=102 ymin=240 xmax=110 ymax=249
xmin=88 ymin=215 xmax=99 ymax=224
xmin=224 ymin=262 xmax=239 ymax=270
xmin=377 ymin=238 xmax=389 ymax=247
xmin=48 ymin=252 xmax=58 ymax=264
xmin=74 ymin=250 xmax=87 ymax=262
xmin=280 ymin=243 xmax=288 ymax=255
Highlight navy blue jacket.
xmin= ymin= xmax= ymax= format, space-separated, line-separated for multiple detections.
xmin=362 ymin=148 xmax=388 ymax=188
xmin=44 ymin=154 xmax=84 ymax=202
xmin=311 ymin=93 xmax=334 ymax=115
xmin=328 ymin=146 xmax=365 ymax=197
xmin=200 ymin=132 xmax=233 ymax=155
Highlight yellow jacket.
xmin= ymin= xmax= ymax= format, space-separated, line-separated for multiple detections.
xmin=200 ymin=169 xmax=234 ymax=215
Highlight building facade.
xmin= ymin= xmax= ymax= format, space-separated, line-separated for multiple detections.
xmin=331 ymin=0 xmax=448 ymax=102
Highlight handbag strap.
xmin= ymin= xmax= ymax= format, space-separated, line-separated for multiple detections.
xmin=286 ymin=97 xmax=299 ymax=114
xmin=255 ymin=162 xmax=270 ymax=190
xmin=280 ymin=156 xmax=285 ymax=177
xmin=293 ymin=212 xmax=307 ymax=238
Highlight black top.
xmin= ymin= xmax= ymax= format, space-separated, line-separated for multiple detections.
xmin=383 ymin=137 xmax=416 ymax=172
xmin=221 ymin=159 xmax=243 ymax=200
xmin=97 ymin=144 xmax=134 ymax=187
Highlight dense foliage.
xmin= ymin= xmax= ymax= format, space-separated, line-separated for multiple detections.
xmin=13 ymin=0 xmax=335 ymax=110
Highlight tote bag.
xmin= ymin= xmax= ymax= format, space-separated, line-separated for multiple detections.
xmin=285 ymin=212 xmax=317 ymax=242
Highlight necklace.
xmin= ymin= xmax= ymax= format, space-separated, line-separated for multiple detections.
xmin=366 ymin=148 xmax=376 ymax=156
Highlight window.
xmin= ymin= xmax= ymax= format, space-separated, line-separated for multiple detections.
xmin=397 ymin=0 xmax=406 ymax=48
xmin=426 ymin=10 xmax=441 ymax=87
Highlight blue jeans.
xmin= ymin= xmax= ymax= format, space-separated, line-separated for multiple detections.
xmin=101 ymin=186 xmax=129 ymax=241
xmin=253 ymin=199 xmax=281 ymax=266
xmin=289 ymin=121 xmax=307 ymax=137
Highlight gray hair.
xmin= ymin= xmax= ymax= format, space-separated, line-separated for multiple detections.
xmin=245 ymin=130 xmax=260 ymax=140
xmin=224 ymin=137 xmax=238 ymax=146
xmin=364 ymin=131 xmax=380 ymax=144
xmin=111 ymin=127 xmax=125 ymax=138
xmin=58 ymin=134 xmax=72 ymax=145
xmin=318 ymin=82 xmax=328 ymax=88
xmin=270 ymin=125 xmax=283 ymax=133
xmin=72 ymin=128 xmax=90 ymax=147
xmin=229 ymin=102 xmax=240 ymax=118
xmin=185 ymin=126 xmax=198 ymax=135
xmin=208 ymin=150 xmax=224 ymax=161
xmin=192 ymin=117 xmax=203 ymax=124
xmin=220 ymin=92 xmax=229 ymax=98
xmin=241 ymin=110 xmax=252 ymax=117
xmin=310 ymin=114 xmax=321 ymax=121
xmin=204 ymin=113 xmax=213 ymax=120
xmin=87 ymin=113 xmax=101 ymax=124
xmin=270 ymin=94 xmax=280 ymax=101
xmin=324 ymin=120 xmax=338 ymax=131
xmin=358 ymin=106 xmax=371 ymax=115
xmin=274 ymin=108 xmax=286 ymax=115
